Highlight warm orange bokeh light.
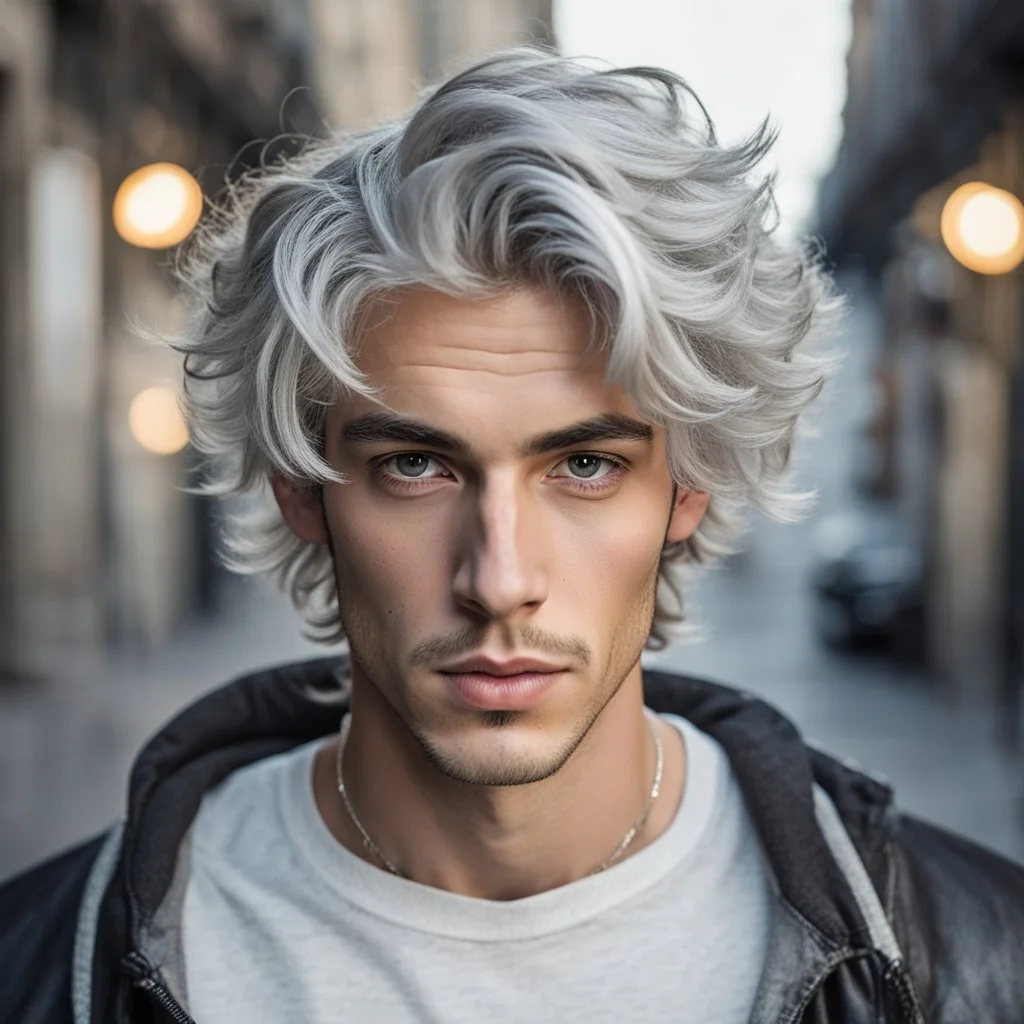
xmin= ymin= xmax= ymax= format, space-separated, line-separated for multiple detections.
xmin=128 ymin=386 xmax=189 ymax=455
xmin=940 ymin=182 xmax=1024 ymax=275
xmin=113 ymin=163 xmax=203 ymax=249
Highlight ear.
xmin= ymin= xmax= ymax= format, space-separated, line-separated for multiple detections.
xmin=665 ymin=489 xmax=710 ymax=545
xmin=270 ymin=472 xmax=330 ymax=545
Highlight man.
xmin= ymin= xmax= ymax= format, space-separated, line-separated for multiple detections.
xmin=2 ymin=48 xmax=1023 ymax=1024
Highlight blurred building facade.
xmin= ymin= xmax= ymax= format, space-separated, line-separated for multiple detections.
xmin=1 ymin=0 xmax=323 ymax=680
xmin=0 ymin=0 xmax=552 ymax=683
xmin=818 ymin=0 xmax=1024 ymax=731
xmin=311 ymin=0 xmax=552 ymax=127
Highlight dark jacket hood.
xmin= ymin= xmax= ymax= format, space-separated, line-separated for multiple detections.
xmin=121 ymin=657 xmax=888 ymax=957
xmin=10 ymin=655 xmax=1024 ymax=1022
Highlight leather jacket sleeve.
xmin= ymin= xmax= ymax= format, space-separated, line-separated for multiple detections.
xmin=889 ymin=813 xmax=1024 ymax=1023
xmin=0 ymin=833 xmax=107 ymax=1024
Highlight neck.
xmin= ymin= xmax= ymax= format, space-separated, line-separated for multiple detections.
xmin=312 ymin=663 xmax=686 ymax=900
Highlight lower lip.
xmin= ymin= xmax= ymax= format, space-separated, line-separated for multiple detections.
xmin=441 ymin=671 xmax=565 ymax=711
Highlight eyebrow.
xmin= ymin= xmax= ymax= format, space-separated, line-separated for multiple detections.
xmin=522 ymin=413 xmax=654 ymax=456
xmin=340 ymin=411 xmax=654 ymax=458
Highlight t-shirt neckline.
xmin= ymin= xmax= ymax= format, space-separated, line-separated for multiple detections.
xmin=279 ymin=712 xmax=725 ymax=942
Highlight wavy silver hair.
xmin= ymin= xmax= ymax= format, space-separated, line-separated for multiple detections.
xmin=176 ymin=47 xmax=841 ymax=649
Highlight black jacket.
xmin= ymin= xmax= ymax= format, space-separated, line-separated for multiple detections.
xmin=2 ymin=657 xmax=1024 ymax=1023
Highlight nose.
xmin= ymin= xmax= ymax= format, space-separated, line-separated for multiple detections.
xmin=452 ymin=471 xmax=548 ymax=622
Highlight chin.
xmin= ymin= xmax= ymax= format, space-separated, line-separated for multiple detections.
xmin=411 ymin=715 xmax=583 ymax=788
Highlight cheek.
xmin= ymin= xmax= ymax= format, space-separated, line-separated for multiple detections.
xmin=325 ymin=492 xmax=451 ymax=620
xmin=552 ymin=500 xmax=667 ymax=607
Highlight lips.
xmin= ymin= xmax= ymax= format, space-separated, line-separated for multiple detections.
xmin=437 ymin=657 xmax=567 ymax=711
xmin=438 ymin=656 xmax=565 ymax=677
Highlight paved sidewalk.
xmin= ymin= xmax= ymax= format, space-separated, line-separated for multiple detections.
xmin=0 ymin=579 xmax=321 ymax=879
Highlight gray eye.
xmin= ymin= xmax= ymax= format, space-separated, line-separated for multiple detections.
xmin=395 ymin=453 xmax=431 ymax=477
xmin=566 ymin=455 xmax=604 ymax=479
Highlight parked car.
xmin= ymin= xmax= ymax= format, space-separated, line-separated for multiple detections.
xmin=810 ymin=507 xmax=924 ymax=659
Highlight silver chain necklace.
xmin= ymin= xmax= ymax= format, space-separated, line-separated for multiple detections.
xmin=335 ymin=710 xmax=664 ymax=879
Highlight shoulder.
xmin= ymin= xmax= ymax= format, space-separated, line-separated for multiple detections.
xmin=0 ymin=831 xmax=114 ymax=1024
xmin=888 ymin=812 xmax=1024 ymax=1022
xmin=808 ymin=740 xmax=1024 ymax=1021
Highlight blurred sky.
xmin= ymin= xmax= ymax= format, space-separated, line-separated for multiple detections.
xmin=553 ymin=0 xmax=852 ymax=235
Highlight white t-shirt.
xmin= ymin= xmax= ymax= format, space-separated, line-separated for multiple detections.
xmin=182 ymin=714 xmax=772 ymax=1023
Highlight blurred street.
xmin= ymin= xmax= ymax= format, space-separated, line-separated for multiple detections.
xmin=656 ymin=283 xmax=1024 ymax=863
xmin=3 ymin=278 xmax=1023 ymax=881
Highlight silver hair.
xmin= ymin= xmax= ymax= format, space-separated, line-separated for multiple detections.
xmin=175 ymin=46 xmax=841 ymax=649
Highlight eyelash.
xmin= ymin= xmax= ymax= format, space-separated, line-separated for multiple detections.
xmin=371 ymin=452 xmax=628 ymax=494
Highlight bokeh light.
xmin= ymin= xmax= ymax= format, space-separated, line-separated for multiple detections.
xmin=940 ymin=182 xmax=1024 ymax=275
xmin=128 ymin=386 xmax=189 ymax=454
xmin=113 ymin=163 xmax=203 ymax=249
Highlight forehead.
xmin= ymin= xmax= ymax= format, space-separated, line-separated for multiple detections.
xmin=355 ymin=286 xmax=603 ymax=379
xmin=342 ymin=287 xmax=642 ymax=436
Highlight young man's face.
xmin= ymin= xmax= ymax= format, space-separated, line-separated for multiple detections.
xmin=275 ymin=286 xmax=707 ymax=785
